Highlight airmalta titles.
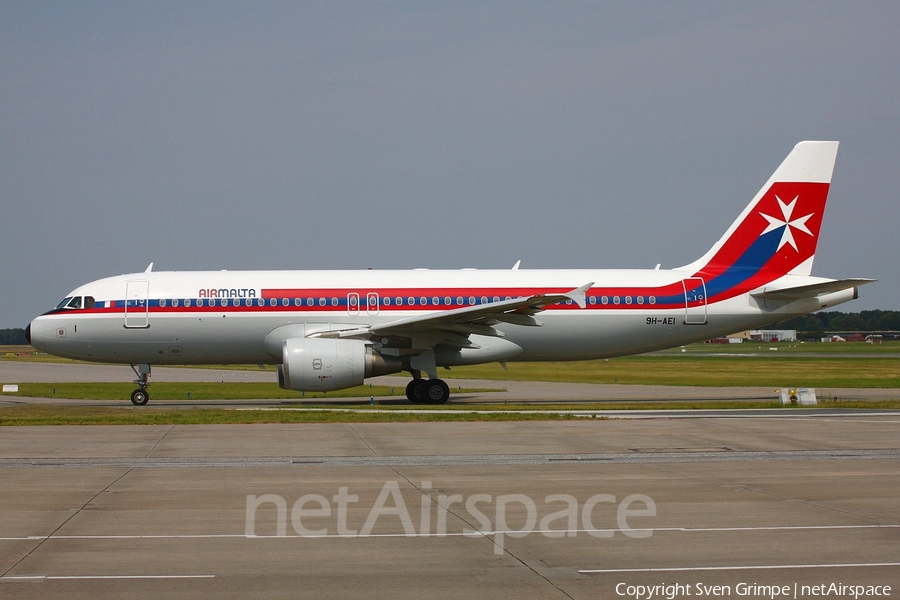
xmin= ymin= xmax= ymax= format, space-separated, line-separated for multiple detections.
xmin=198 ymin=288 xmax=258 ymax=298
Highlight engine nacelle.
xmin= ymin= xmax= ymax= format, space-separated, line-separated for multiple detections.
xmin=277 ymin=338 xmax=402 ymax=392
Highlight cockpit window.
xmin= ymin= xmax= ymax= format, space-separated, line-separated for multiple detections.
xmin=56 ymin=296 xmax=87 ymax=309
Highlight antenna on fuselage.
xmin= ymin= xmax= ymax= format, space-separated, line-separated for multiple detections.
xmin=145 ymin=263 xmax=154 ymax=273
xmin=512 ymin=260 xmax=521 ymax=270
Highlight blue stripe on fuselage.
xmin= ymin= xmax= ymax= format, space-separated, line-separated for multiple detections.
xmin=703 ymin=227 xmax=783 ymax=298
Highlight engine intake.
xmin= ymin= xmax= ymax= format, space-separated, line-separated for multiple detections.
xmin=277 ymin=338 xmax=402 ymax=392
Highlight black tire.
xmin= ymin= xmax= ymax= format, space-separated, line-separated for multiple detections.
xmin=425 ymin=379 xmax=450 ymax=404
xmin=131 ymin=389 xmax=149 ymax=406
xmin=406 ymin=379 xmax=428 ymax=404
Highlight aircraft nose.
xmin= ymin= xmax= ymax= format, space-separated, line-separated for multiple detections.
xmin=25 ymin=323 xmax=31 ymax=344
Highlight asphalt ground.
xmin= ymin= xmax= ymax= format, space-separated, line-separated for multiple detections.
xmin=0 ymin=361 xmax=898 ymax=598
xmin=0 ymin=421 xmax=898 ymax=599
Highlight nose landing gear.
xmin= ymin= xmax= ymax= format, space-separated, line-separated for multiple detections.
xmin=130 ymin=364 xmax=151 ymax=406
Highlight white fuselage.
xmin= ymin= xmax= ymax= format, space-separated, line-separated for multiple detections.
xmin=27 ymin=267 xmax=853 ymax=366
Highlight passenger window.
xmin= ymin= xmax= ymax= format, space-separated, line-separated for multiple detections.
xmin=185 ymin=299 xmax=192 ymax=307
xmin=160 ymin=299 xmax=167 ymax=308
xmin=331 ymin=297 xmax=338 ymax=306
xmin=173 ymin=299 xmax=179 ymax=308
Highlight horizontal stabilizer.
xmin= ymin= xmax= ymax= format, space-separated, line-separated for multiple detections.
xmin=751 ymin=278 xmax=875 ymax=302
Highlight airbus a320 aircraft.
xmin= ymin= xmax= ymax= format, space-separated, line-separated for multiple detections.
xmin=27 ymin=141 xmax=871 ymax=405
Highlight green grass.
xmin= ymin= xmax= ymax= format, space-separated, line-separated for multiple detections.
xmin=444 ymin=354 xmax=900 ymax=388
xmin=2 ymin=397 xmax=899 ymax=426
xmin=651 ymin=341 xmax=900 ymax=355
xmin=5 ymin=343 xmax=900 ymax=389
xmin=0 ymin=405 xmax=574 ymax=425
xmin=3 ymin=342 xmax=899 ymax=426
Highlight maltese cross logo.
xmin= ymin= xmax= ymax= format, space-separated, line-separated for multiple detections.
xmin=760 ymin=195 xmax=814 ymax=251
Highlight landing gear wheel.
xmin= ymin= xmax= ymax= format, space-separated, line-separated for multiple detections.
xmin=406 ymin=379 xmax=428 ymax=404
xmin=131 ymin=389 xmax=149 ymax=406
xmin=129 ymin=364 xmax=151 ymax=405
xmin=425 ymin=379 xmax=450 ymax=405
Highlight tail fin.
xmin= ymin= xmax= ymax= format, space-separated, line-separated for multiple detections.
xmin=677 ymin=141 xmax=839 ymax=297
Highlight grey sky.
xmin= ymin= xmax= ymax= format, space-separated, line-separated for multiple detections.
xmin=2 ymin=1 xmax=898 ymax=329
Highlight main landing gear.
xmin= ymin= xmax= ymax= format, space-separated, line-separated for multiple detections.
xmin=405 ymin=378 xmax=450 ymax=405
xmin=130 ymin=364 xmax=151 ymax=406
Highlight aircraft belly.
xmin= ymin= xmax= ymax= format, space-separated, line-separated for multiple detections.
xmin=52 ymin=314 xmax=277 ymax=365
xmin=499 ymin=308 xmax=760 ymax=361
xmin=500 ymin=311 xmax=681 ymax=361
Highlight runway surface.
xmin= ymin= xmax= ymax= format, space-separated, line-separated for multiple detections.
xmin=2 ymin=415 xmax=899 ymax=598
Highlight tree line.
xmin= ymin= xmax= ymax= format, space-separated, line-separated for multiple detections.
xmin=1 ymin=329 xmax=28 ymax=344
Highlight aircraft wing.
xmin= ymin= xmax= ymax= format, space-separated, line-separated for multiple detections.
xmin=751 ymin=278 xmax=875 ymax=302
xmin=314 ymin=282 xmax=594 ymax=342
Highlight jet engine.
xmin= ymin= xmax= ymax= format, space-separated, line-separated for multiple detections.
xmin=277 ymin=338 xmax=402 ymax=392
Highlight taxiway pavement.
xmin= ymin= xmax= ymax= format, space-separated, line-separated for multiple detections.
xmin=1 ymin=416 xmax=899 ymax=599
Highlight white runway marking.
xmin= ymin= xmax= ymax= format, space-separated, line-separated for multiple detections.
xmin=1 ymin=575 xmax=214 ymax=581
xmin=2 ymin=523 xmax=897 ymax=541
xmin=580 ymin=562 xmax=900 ymax=573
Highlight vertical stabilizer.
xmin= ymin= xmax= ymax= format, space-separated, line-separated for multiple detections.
xmin=678 ymin=141 xmax=839 ymax=295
